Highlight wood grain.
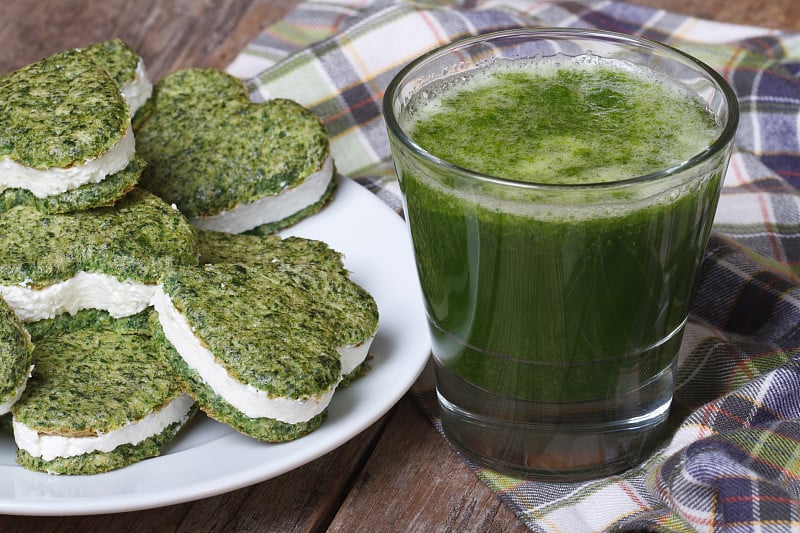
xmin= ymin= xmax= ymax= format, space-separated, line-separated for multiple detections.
xmin=633 ymin=0 xmax=800 ymax=32
xmin=328 ymin=396 xmax=529 ymax=533
xmin=0 ymin=0 xmax=297 ymax=79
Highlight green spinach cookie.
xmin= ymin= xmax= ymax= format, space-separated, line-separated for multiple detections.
xmin=0 ymin=188 xmax=198 ymax=321
xmin=0 ymin=48 xmax=133 ymax=184
xmin=0 ymin=47 xmax=136 ymax=209
xmin=196 ymin=230 xmax=378 ymax=377
xmin=135 ymin=68 xmax=335 ymax=234
xmin=151 ymin=258 xmax=378 ymax=442
xmin=12 ymin=309 xmax=196 ymax=475
xmin=0 ymin=296 xmax=32 ymax=416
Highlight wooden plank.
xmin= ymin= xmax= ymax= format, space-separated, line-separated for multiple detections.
xmin=632 ymin=0 xmax=800 ymax=31
xmin=328 ymin=395 xmax=531 ymax=532
xmin=0 ymin=0 xmax=297 ymax=78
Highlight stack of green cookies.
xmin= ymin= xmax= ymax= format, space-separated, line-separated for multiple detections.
xmin=0 ymin=40 xmax=377 ymax=475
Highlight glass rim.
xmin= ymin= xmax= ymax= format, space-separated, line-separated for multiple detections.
xmin=382 ymin=27 xmax=740 ymax=191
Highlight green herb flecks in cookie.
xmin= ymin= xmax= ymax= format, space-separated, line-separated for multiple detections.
xmin=156 ymin=264 xmax=343 ymax=398
xmin=135 ymin=68 xmax=335 ymax=234
xmin=0 ymin=296 xmax=32 ymax=415
xmin=0 ymin=188 xmax=198 ymax=321
xmin=80 ymin=39 xmax=152 ymax=117
xmin=0 ymin=49 xmax=134 ymax=197
xmin=0 ymin=187 xmax=198 ymax=286
xmin=197 ymin=230 xmax=345 ymax=273
xmin=151 ymin=314 xmax=326 ymax=443
xmin=152 ymin=260 xmax=377 ymax=442
xmin=12 ymin=309 xmax=196 ymax=475
xmin=0 ymin=156 xmax=144 ymax=214
xmin=196 ymin=230 xmax=378 ymax=376
xmin=16 ymin=418 xmax=192 ymax=476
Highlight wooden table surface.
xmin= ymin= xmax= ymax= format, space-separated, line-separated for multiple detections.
xmin=0 ymin=1 xmax=798 ymax=531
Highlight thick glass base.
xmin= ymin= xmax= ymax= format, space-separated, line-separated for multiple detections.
xmin=435 ymin=362 xmax=672 ymax=481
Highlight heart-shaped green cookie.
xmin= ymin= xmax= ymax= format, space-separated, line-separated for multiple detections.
xmin=134 ymin=68 xmax=334 ymax=234
xmin=152 ymin=257 xmax=378 ymax=442
xmin=0 ymin=187 xmax=198 ymax=289
xmin=196 ymin=229 xmax=378 ymax=386
xmin=0 ymin=49 xmax=129 ymax=171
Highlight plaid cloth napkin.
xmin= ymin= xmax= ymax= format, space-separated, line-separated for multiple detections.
xmin=231 ymin=1 xmax=800 ymax=530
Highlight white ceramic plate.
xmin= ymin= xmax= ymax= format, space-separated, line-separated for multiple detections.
xmin=0 ymin=176 xmax=430 ymax=516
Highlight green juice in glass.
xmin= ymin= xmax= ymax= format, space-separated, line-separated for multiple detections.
xmin=389 ymin=49 xmax=733 ymax=478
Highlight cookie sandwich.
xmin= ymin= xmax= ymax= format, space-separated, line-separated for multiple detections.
xmin=196 ymin=230 xmax=378 ymax=378
xmin=12 ymin=309 xmax=196 ymax=475
xmin=151 ymin=257 xmax=378 ymax=442
xmin=0 ymin=188 xmax=198 ymax=322
xmin=135 ymin=68 xmax=335 ymax=234
xmin=0 ymin=49 xmax=137 ymax=211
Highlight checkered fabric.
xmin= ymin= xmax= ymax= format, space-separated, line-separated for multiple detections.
xmin=231 ymin=1 xmax=800 ymax=530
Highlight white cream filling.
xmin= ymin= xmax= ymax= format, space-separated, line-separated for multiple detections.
xmin=0 ymin=365 xmax=33 ymax=416
xmin=13 ymin=393 xmax=194 ymax=461
xmin=121 ymin=59 xmax=153 ymax=117
xmin=190 ymin=155 xmax=335 ymax=234
xmin=151 ymin=286 xmax=338 ymax=424
xmin=0 ymin=126 xmax=135 ymax=198
xmin=339 ymin=334 xmax=376 ymax=376
xmin=0 ymin=272 xmax=155 ymax=322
